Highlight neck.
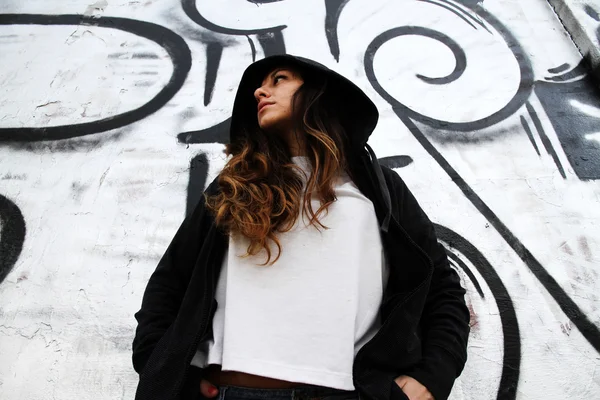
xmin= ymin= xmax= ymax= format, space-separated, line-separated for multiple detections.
xmin=274 ymin=126 xmax=306 ymax=157
xmin=286 ymin=134 xmax=306 ymax=157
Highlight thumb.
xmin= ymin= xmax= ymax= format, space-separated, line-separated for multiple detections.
xmin=394 ymin=375 xmax=409 ymax=388
xmin=200 ymin=379 xmax=219 ymax=398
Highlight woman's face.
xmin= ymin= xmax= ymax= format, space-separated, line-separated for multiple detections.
xmin=254 ymin=67 xmax=304 ymax=132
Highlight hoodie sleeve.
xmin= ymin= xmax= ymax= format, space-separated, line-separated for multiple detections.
xmin=383 ymin=167 xmax=470 ymax=400
xmin=131 ymin=184 xmax=215 ymax=375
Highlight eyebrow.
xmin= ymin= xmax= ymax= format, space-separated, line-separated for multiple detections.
xmin=270 ymin=68 xmax=287 ymax=78
xmin=261 ymin=68 xmax=290 ymax=86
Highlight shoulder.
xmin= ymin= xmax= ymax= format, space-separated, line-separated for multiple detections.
xmin=378 ymin=165 xmax=427 ymax=222
xmin=380 ymin=165 xmax=408 ymax=196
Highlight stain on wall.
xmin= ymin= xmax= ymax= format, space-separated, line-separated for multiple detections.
xmin=0 ymin=1 xmax=598 ymax=399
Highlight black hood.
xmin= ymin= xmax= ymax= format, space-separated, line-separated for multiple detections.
xmin=230 ymin=54 xmax=390 ymax=233
xmin=230 ymin=54 xmax=379 ymax=148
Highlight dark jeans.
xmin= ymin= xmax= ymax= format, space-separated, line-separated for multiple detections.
xmin=199 ymin=384 xmax=360 ymax=400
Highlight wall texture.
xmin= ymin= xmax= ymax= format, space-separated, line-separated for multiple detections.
xmin=1 ymin=0 xmax=599 ymax=399
xmin=548 ymin=0 xmax=600 ymax=79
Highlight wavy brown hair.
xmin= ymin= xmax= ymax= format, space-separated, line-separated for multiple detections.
xmin=205 ymin=64 xmax=354 ymax=265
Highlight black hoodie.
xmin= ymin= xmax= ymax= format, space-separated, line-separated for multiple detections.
xmin=132 ymin=55 xmax=470 ymax=400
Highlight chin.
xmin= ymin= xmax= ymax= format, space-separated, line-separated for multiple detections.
xmin=258 ymin=118 xmax=281 ymax=132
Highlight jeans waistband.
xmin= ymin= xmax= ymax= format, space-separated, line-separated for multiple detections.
xmin=215 ymin=384 xmax=358 ymax=400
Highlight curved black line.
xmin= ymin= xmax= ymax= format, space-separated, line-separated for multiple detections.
xmin=324 ymin=0 xmax=351 ymax=62
xmin=0 ymin=14 xmax=192 ymax=142
xmin=417 ymin=0 xmax=478 ymax=30
xmin=366 ymin=27 xmax=466 ymax=88
xmin=177 ymin=118 xmax=230 ymax=144
xmin=378 ymin=155 xmax=414 ymax=169
xmin=435 ymin=224 xmax=520 ymax=400
xmin=204 ymin=42 xmax=224 ymax=106
xmin=447 ymin=251 xmax=484 ymax=298
xmin=415 ymin=30 xmax=466 ymax=85
xmin=181 ymin=0 xmax=286 ymax=35
xmin=246 ymin=35 xmax=257 ymax=62
xmin=365 ymin=18 xmax=533 ymax=131
xmin=0 ymin=194 xmax=26 ymax=284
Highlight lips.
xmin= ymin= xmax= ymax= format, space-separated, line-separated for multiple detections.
xmin=258 ymin=102 xmax=274 ymax=113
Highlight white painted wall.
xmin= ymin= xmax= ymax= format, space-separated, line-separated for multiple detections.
xmin=548 ymin=0 xmax=600 ymax=73
xmin=0 ymin=0 xmax=599 ymax=399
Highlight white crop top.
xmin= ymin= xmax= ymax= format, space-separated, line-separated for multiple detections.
xmin=191 ymin=156 xmax=389 ymax=390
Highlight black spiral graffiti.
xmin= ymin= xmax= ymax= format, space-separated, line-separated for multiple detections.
xmin=364 ymin=26 xmax=533 ymax=131
xmin=0 ymin=14 xmax=192 ymax=142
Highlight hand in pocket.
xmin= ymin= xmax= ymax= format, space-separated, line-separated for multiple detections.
xmin=392 ymin=376 xmax=434 ymax=400
xmin=200 ymin=379 xmax=219 ymax=398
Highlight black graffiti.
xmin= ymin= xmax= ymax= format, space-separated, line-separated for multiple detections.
xmin=363 ymin=4 xmax=600 ymax=357
xmin=205 ymin=42 xmax=225 ymax=106
xmin=324 ymin=0 xmax=351 ymax=62
xmin=419 ymin=0 xmax=477 ymax=31
xmin=181 ymin=0 xmax=286 ymax=57
xmin=583 ymin=4 xmax=600 ymax=78
xmin=181 ymin=0 xmax=285 ymax=36
xmin=436 ymin=224 xmax=521 ymax=400
xmin=0 ymin=195 xmax=26 ymax=284
xmin=519 ymin=116 xmax=541 ymax=156
xmin=525 ymin=102 xmax=566 ymax=178
xmin=186 ymin=153 xmax=210 ymax=217
xmin=378 ymin=155 xmax=414 ymax=169
xmin=178 ymin=0 xmax=287 ymax=141
xmin=545 ymin=59 xmax=588 ymax=82
xmin=364 ymin=19 xmax=534 ymax=131
xmin=584 ymin=3 xmax=600 ymax=42
xmin=178 ymin=118 xmax=230 ymax=145
xmin=0 ymin=14 xmax=192 ymax=142
xmin=535 ymin=74 xmax=600 ymax=180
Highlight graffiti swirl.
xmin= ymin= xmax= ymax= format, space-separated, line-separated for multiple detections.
xmin=363 ymin=6 xmax=534 ymax=131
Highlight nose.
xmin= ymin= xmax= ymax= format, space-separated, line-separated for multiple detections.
xmin=254 ymin=85 xmax=269 ymax=102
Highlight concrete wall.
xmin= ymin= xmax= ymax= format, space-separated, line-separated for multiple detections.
xmin=1 ymin=0 xmax=599 ymax=399
xmin=548 ymin=0 xmax=600 ymax=79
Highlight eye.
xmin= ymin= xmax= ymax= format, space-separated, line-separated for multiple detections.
xmin=274 ymin=74 xmax=286 ymax=84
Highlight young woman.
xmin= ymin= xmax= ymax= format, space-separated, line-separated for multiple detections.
xmin=132 ymin=55 xmax=470 ymax=400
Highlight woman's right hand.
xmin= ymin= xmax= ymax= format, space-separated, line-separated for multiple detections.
xmin=200 ymin=379 xmax=219 ymax=398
